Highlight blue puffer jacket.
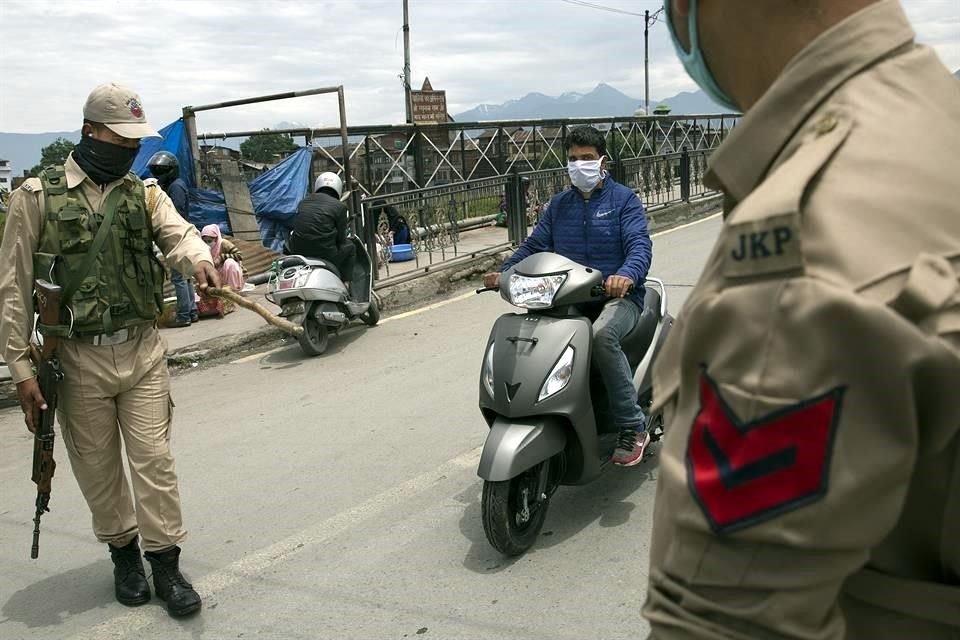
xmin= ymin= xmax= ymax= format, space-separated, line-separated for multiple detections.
xmin=500 ymin=176 xmax=652 ymax=306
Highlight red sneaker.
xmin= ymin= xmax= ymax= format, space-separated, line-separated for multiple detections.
xmin=612 ymin=429 xmax=651 ymax=467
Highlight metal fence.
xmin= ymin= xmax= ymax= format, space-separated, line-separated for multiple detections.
xmin=347 ymin=117 xmax=735 ymax=285
xmin=356 ymin=176 xmax=511 ymax=281
xmin=292 ymin=114 xmax=737 ymax=197
xmin=197 ymin=113 xmax=737 ymax=285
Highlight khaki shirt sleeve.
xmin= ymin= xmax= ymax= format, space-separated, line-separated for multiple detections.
xmin=146 ymin=182 xmax=212 ymax=274
xmin=643 ymin=277 xmax=960 ymax=640
xmin=0 ymin=183 xmax=42 ymax=384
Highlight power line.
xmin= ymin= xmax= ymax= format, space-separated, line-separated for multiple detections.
xmin=557 ymin=0 xmax=667 ymax=115
xmin=558 ymin=0 xmax=659 ymax=20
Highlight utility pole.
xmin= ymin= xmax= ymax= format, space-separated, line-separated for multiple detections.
xmin=643 ymin=8 xmax=663 ymax=115
xmin=403 ymin=0 xmax=412 ymax=123
xmin=644 ymin=9 xmax=650 ymax=115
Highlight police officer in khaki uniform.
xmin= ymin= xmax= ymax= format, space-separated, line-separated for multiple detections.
xmin=0 ymin=84 xmax=220 ymax=618
xmin=643 ymin=1 xmax=960 ymax=638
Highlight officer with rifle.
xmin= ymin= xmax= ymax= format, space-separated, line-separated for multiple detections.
xmin=0 ymin=83 xmax=220 ymax=618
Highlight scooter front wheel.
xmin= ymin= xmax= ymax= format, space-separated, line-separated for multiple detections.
xmin=481 ymin=462 xmax=551 ymax=556
xmin=298 ymin=316 xmax=329 ymax=356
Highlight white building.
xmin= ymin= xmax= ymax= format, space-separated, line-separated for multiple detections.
xmin=0 ymin=158 xmax=12 ymax=192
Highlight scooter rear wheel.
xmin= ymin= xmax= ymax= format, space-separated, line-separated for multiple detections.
xmin=298 ymin=316 xmax=329 ymax=356
xmin=481 ymin=463 xmax=551 ymax=556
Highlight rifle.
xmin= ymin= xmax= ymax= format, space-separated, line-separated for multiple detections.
xmin=30 ymin=279 xmax=64 ymax=559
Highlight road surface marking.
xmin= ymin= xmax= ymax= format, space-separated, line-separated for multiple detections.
xmin=230 ymin=344 xmax=289 ymax=364
xmin=651 ymin=210 xmax=722 ymax=238
xmin=230 ymin=212 xmax=720 ymax=366
xmin=67 ymin=445 xmax=483 ymax=640
xmin=229 ymin=291 xmax=477 ymax=364
xmin=379 ymin=290 xmax=477 ymax=324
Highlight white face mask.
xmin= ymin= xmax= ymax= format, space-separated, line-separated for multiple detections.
xmin=568 ymin=158 xmax=604 ymax=192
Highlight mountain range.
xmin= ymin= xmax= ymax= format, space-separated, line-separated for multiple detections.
xmin=0 ymin=86 xmax=720 ymax=179
xmin=454 ymin=83 xmax=728 ymax=121
xmin=1 ymin=130 xmax=81 ymax=182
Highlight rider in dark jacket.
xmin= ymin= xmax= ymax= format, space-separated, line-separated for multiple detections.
xmin=148 ymin=150 xmax=198 ymax=327
xmin=287 ymin=172 xmax=355 ymax=280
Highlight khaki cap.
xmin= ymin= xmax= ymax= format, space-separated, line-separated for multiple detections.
xmin=82 ymin=83 xmax=160 ymax=139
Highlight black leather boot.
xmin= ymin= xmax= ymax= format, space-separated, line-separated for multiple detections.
xmin=144 ymin=546 xmax=202 ymax=617
xmin=108 ymin=537 xmax=151 ymax=606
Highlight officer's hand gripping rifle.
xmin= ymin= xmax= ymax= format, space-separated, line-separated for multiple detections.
xmin=30 ymin=279 xmax=64 ymax=559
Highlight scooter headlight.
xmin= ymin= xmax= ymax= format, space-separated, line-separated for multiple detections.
xmin=538 ymin=345 xmax=575 ymax=402
xmin=482 ymin=342 xmax=495 ymax=397
xmin=508 ymin=273 xmax=567 ymax=309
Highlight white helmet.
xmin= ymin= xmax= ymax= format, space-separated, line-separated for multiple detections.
xmin=314 ymin=172 xmax=343 ymax=198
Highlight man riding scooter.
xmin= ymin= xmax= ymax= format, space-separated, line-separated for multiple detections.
xmin=483 ymin=125 xmax=653 ymax=466
xmin=287 ymin=172 xmax=355 ymax=284
xmin=265 ymin=170 xmax=380 ymax=356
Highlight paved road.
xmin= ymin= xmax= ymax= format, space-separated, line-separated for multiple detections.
xmin=0 ymin=214 xmax=722 ymax=640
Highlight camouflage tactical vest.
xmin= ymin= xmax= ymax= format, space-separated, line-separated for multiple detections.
xmin=33 ymin=166 xmax=165 ymax=337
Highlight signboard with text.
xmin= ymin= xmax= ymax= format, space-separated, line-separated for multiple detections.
xmin=411 ymin=89 xmax=448 ymax=124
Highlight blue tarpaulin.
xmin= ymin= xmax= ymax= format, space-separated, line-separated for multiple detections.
xmin=248 ymin=147 xmax=312 ymax=223
xmin=132 ymin=119 xmax=313 ymax=246
xmin=132 ymin=119 xmax=196 ymax=189
xmin=131 ymin=118 xmax=225 ymax=230
xmin=189 ymin=188 xmax=232 ymax=235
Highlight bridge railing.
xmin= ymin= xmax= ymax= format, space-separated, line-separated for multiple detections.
xmin=200 ymin=114 xmax=738 ymax=285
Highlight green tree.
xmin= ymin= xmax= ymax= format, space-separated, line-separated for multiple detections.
xmin=240 ymin=131 xmax=298 ymax=163
xmin=29 ymin=137 xmax=76 ymax=176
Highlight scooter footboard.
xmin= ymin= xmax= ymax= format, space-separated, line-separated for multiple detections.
xmin=478 ymin=416 xmax=567 ymax=482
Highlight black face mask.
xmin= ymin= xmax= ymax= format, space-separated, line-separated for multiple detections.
xmin=73 ymin=135 xmax=140 ymax=186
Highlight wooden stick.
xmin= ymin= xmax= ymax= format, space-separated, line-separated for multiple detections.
xmin=206 ymin=287 xmax=304 ymax=338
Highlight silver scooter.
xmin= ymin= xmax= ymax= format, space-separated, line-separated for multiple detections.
xmin=477 ymin=252 xmax=673 ymax=555
xmin=261 ymin=236 xmax=380 ymax=356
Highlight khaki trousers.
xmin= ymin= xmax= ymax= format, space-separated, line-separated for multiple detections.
xmin=57 ymin=326 xmax=186 ymax=553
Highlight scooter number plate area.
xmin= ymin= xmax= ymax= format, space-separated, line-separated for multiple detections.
xmin=280 ymin=301 xmax=306 ymax=317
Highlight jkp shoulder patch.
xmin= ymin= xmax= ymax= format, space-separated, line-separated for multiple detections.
xmin=720 ymin=110 xmax=852 ymax=281
xmin=686 ymin=371 xmax=845 ymax=534
xmin=723 ymin=212 xmax=803 ymax=279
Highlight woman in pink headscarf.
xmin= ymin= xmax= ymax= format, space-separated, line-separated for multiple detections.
xmin=200 ymin=224 xmax=245 ymax=290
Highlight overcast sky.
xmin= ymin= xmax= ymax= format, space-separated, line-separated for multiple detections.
xmin=0 ymin=0 xmax=957 ymax=134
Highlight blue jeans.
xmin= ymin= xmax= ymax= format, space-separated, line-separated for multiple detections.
xmin=170 ymin=269 xmax=197 ymax=322
xmin=592 ymin=298 xmax=646 ymax=432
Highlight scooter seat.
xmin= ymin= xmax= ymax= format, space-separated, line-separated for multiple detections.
xmin=622 ymin=288 xmax=661 ymax=369
xmin=277 ymin=255 xmax=342 ymax=280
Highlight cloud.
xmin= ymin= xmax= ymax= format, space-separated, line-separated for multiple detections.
xmin=0 ymin=0 xmax=957 ymax=134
